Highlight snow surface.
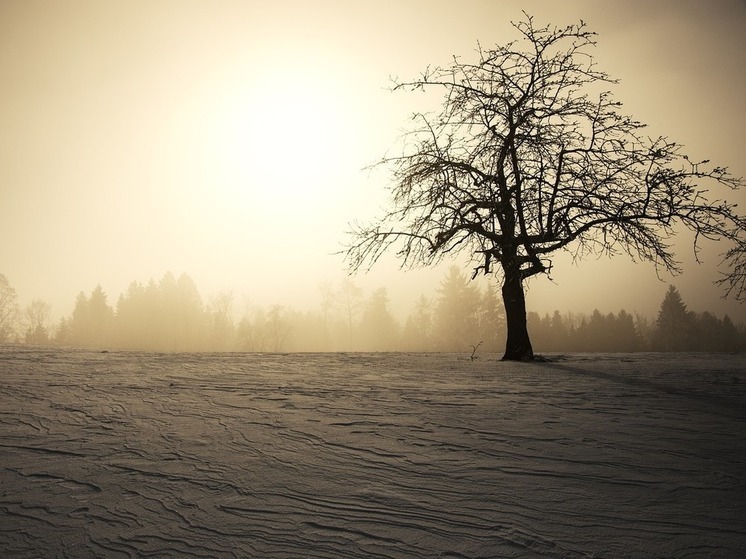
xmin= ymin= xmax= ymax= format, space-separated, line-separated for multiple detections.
xmin=1 ymin=348 xmax=745 ymax=558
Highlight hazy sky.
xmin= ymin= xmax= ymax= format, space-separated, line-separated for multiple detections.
xmin=2 ymin=0 xmax=745 ymax=323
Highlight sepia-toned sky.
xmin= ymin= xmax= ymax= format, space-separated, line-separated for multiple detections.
xmin=1 ymin=0 xmax=745 ymax=323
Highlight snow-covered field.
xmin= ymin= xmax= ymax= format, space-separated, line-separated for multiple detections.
xmin=1 ymin=348 xmax=744 ymax=558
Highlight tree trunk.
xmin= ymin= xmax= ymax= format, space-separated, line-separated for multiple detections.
xmin=501 ymin=267 xmax=534 ymax=361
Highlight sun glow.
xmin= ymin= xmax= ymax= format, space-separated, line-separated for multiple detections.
xmin=200 ymin=63 xmax=352 ymax=222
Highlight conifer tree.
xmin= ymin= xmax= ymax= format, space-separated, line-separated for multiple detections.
xmin=653 ymin=286 xmax=694 ymax=351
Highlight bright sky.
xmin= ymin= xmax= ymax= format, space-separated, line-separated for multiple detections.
xmin=1 ymin=0 xmax=745 ymax=323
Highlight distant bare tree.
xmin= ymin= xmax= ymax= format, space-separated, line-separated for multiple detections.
xmin=0 ymin=274 xmax=19 ymax=343
xmin=209 ymin=290 xmax=235 ymax=350
xmin=23 ymin=299 xmax=52 ymax=345
xmin=266 ymin=305 xmax=290 ymax=352
xmin=339 ymin=278 xmax=363 ymax=351
xmin=318 ymin=281 xmax=335 ymax=350
xmin=345 ymin=14 xmax=745 ymax=360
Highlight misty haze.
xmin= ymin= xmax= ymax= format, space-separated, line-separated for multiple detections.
xmin=2 ymin=1 xmax=746 ymax=557
xmin=2 ymin=271 xmax=745 ymax=354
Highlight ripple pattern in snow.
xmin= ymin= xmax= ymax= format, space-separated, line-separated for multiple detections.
xmin=1 ymin=348 xmax=745 ymax=557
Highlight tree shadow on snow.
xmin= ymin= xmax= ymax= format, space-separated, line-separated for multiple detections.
xmin=534 ymin=356 xmax=746 ymax=421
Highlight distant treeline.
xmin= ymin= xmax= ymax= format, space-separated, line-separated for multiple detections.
xmin=0 ymin=268 xmax=503 ymax=353
xmin=1 ymin=271 xmax=744 ymax=353
xmin=64 ymin=268 xmax=503 ymax=352
xmin=528 ymin=285 xmax=743 ymax=352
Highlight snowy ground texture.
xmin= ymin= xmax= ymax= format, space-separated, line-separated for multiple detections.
xmin=1 ymin=348 xmax=745 ymax=558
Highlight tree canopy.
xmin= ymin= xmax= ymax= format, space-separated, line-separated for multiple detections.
xmin=345 ymin=14 xmax=745 ymax=360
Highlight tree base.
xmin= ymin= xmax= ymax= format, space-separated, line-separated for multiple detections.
xmin=501 ymin=348 xmax=534 ymax=361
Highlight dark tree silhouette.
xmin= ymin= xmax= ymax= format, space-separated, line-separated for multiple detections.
xmin=345 ymin=15 xmax=745 ymax=360
xmin=653 ymin=285 xmax=695 ymax=351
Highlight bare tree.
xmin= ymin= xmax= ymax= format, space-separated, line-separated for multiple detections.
xmin=0 ymin=274 xmax=19 ymax=343
xmin=318 ymin=281 xmax=335 ymax=350
xmin=266 ymin=305 xmax=290 ymax=352
xmin=345 ymin=15 xmax=745 ymax=360
xmin=209 ymin=290 xmax=235 ymax=350
xmin=24 ymin=299 xmax=53 ymax=345
xmin=339 ymin=278 xmax=363 ymax=351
